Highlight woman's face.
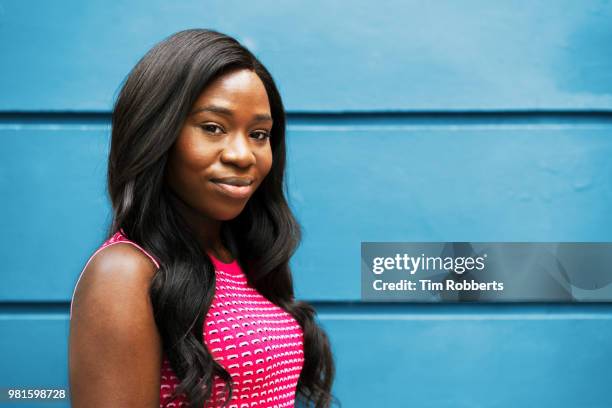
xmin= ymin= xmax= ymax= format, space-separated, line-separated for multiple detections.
xmin=165 ymin=68 xmax=274 ymax=222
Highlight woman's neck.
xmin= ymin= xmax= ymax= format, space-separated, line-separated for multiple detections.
xmin=165 ymin=188 xmax=229 ymax=258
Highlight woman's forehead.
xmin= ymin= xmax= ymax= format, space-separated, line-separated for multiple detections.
xmin=194 ymin=69 xmax=269 ymax=107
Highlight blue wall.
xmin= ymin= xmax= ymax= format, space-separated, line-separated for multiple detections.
xmin=1 ymin=1 xmax=612 ymax=407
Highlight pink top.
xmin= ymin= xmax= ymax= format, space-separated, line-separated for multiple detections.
xmin=70 ymin=230 xmax=305 ymax=408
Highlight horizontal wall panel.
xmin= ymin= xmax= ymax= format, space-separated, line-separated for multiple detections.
xmin=0 ymin=125 xmax=111 ymax=302
xmin=289 ymin=121 xmax=612 ymax=300
xmin=1 ymin=304 xmax=611 ymax=407
xmin=1 ymin=118 xmax=612 ymax=301
xmin=0 ymin=314 xmax=69 ymax=408
xmin=1 ymin=0 xmax=612 ymax=111
xmin=320 ymin=304 xmax=612 ymax=408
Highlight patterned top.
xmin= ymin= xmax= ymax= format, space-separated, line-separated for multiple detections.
xmin=70 ymin=230 xmax=305 ymax=408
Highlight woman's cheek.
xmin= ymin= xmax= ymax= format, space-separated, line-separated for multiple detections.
xmin=261 ymin=146 xmax=274 ymax=177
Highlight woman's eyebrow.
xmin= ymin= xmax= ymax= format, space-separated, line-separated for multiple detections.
xmin=191 ymin=104 xmax=272 ymax=122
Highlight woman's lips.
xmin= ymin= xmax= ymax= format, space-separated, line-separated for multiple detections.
xmin=210 ymin=180 xmax=254 ymax=199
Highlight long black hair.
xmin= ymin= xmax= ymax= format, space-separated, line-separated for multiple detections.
xmin=107 ymin=29 xmax=337 ymax=407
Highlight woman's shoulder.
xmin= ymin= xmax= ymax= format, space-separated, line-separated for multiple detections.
xmin=80 ymin=229 xmax=160 ymax=285
xmin=86 ymin=236 xmax=158 ymax=281
xmin=71 ymin=240 xmax=157 ymax=310
xmin=98 ymin=229 xmax=161 ymax=269
xmin=69 ymin=230 xmax=159 ymax=320
xmin=69 ymin=231 xmax=163 ymax=406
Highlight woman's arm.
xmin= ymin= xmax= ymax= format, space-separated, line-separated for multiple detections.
xmin=69 ymin=243 xmax=161 ymax=407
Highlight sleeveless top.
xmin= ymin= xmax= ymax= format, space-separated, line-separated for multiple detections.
xmin=70 ymin=230 xmax=305 ymax=408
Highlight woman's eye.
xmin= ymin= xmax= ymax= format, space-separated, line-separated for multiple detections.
xmin=251 ymin=131 xmax=270 ymax=141
xmin=200 ymin=124 xmax=224 ymax=134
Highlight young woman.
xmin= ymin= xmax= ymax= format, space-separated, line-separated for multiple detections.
xmin=69 ymin=29 xmax=336 ymax=408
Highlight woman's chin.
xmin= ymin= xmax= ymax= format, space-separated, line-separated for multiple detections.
xmin=213 ymin=205 xmax=248 ymax=221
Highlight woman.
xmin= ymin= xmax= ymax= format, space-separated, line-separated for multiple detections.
xmin=69 ymin=29 xmax=336 ymax=408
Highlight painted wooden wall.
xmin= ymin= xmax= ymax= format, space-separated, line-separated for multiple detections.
xmin=1 ymin=1 xmax=612 ymax=406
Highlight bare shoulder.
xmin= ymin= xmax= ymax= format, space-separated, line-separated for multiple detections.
xmin=71 ymin=242 xmax=158 ymax=317
xmin=69 ymin=242 xmax=161 ymax=407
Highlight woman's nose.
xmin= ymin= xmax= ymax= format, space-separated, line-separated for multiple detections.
xmin=220 ymin=132 xmax=256 ymax=168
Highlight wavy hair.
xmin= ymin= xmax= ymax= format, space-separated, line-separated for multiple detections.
xmin=107 ymin=29 xmax=337 ymax=407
